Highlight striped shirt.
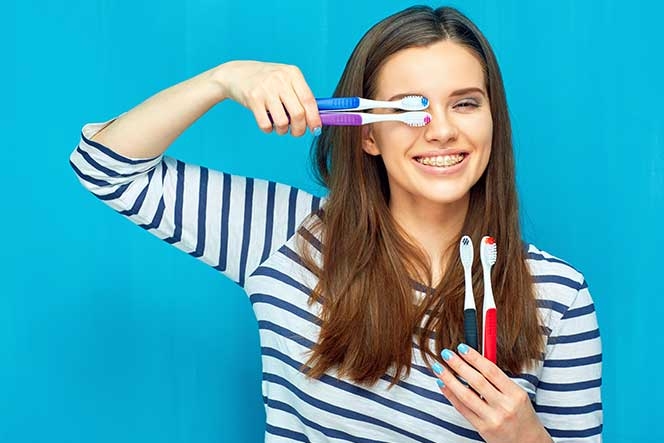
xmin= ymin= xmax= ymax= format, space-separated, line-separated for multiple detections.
xmin=70 ymin=120 xmax=603 ymax=442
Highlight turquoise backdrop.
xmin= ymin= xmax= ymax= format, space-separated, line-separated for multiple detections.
xmin=4 ymin=0 xmax=663 ymax=441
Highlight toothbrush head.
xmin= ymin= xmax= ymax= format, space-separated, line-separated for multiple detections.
xmin=480 ymin=236 xmax=497 ymax=268
xmin=399 ymin=111 xmax=432 ymax=127
xmin=460 ymin=235 xmax=474 ymax=269
xmin=399 ymin=95 xmax=429 ymax=111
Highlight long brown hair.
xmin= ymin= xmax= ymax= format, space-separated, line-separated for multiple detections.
xmin=298 ymin=6 xmax=543 ymax=385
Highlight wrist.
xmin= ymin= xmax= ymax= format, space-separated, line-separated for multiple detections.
xmin=531 ymin=426 xmax=553 ymax=443
xmin=208 ymin=61 xmax=235 ymax=102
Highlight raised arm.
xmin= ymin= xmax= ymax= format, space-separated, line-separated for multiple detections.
xmin=71 ymin=62 xmax=323 ymax=286
xmin=91 ymin=61 xmax=322 ymax=156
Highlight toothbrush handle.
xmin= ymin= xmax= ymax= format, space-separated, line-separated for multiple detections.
xmin=483 ymin=308 xmax=497 ymax=364
xmin=320 ymin=113 xmax=364 ymax=126
xmin=316 ymin=97 xmax=360 ymax=111
xmin=463 ymin=309 xmax=478 ymax=351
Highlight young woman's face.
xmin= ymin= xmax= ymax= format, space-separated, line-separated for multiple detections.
xmin=362 ymin=40 xmax=493 ymax=211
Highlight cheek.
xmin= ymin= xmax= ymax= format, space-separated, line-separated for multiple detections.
xmin=470 ymin=112 xmax=493 ymax=142
xmin=464 ymin=113 xmax=493 ymax=152
xmin=484 ymin=117 xmax=493 ymax=149
xmin=483 ymin=127 xmax=493 ymax=154
xmin=374 ymin=124 xmax=422 ymax=152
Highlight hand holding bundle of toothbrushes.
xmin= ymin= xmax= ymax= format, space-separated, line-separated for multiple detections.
xmin=431 ymin=237 xmax=550 ymax=443
xmin=214 ymin=61 xmax=431 ymax=136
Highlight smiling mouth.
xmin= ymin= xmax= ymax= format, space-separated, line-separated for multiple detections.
xmin=415 ymin=153 xmax=467 ymax=167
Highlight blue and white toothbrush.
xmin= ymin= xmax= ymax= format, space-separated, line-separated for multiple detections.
xmin=316 ymin=95 xmax=428 ymax=111
xmin=317 ymin=95 xmax=430 ymax=127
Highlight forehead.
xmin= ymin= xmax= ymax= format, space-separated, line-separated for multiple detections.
xmin=375 ymin=40 xmax=486 ymax=97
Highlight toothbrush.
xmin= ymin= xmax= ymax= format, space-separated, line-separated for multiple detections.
xmin=480 ymin=236 xmax=498 ymax=364
xmin=268 ymin=95 xmax=430 ymax=127
xmin=316 ymin=95 xmax=429 ymax=112
xmin=320 ymin=111 xmax=431 ymax=127
xmin=460 ymin=235 xmax=478 ymax=351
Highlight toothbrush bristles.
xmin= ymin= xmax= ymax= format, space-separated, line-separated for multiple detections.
xmin=401 ymin=95 xmax=429 ymax=111
xmin=404 ymin=113 xmax=431 ymax=127
xmin=482 ymin=237 xmax=497 ymax=264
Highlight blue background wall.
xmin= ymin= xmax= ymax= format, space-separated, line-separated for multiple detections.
xmin=4 ymin=0 xmax=662 ymax=441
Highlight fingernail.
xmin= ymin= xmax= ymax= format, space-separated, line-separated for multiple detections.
xmin=436 ymin=379 xmax=445 ymax=388
xmin=432 ymin=362 xmax=444 ymax=375
xmin=458 ymin=343 xmax=470 ymax=355
xmin=312 ymin=127 xmax=322 ymax=136
xmin=441 ymin=349 xmax=453 ymax=361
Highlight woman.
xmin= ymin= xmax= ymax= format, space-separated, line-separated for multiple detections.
xmin=70 ymin=5 xmax=602 ymax=442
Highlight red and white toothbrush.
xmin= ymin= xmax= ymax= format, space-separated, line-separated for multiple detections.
xmin=480 ymin=236 xmax=498 ymax=364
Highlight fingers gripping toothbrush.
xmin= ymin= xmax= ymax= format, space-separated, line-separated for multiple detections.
xmin=480 ymin=236 xmax=498 ymax=364
xmin=460 ymin=236 xmax=478 ymax=351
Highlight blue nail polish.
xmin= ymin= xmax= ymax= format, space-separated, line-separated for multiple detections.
xmin=313 ymin=127 xmax=322 ymax=136
xmin=432 ymin=362 xmax=443 ymax=375
xmin=441 ymin=349 xmax=453 ymax=361
xmin=458 ymin=343 xmax=470 ymax=355
xmin=436 ymin=379 xmax=445 ymax=388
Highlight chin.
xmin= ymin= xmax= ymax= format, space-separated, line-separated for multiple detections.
xmin=421 ymin=192 xmax=470 ymax=207
xmin=418 ymin=184 xmax=471 ymax=203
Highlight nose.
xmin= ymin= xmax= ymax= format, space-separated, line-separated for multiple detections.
xmin=423 ymin=105 xmax=459 ymax=144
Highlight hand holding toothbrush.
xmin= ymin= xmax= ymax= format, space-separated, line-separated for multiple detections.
xmin=432 ymin=345 xmax=553 ymax=443
xmin=215 ymin=60 xmax=322 ymax=136
xmin=214 ymin=60 xmax=431 ymax=137
xmin=433 ymin=236 xmax=551 ymax=442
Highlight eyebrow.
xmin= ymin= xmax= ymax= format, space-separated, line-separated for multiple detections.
xmin=449 ymin=87 xmax=487 ymax=98
xmin=386 ymin=87 xmax=487 ymax=101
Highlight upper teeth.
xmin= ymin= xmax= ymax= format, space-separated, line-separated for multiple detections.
xmin=417 ymin=154 xmax=464 ymax=167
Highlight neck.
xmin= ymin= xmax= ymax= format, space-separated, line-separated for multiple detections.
xmin=389 ymin=195 xmax=469 ymax=286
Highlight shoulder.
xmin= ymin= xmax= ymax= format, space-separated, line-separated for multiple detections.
xmin=524 ymin=243 xmax=586 ymax=290
xmin=524 ymin=243 xmax=591 ymax=322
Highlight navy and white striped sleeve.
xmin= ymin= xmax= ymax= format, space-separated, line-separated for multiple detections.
xmin=70 ymin=119 xmax=322 ymax=287
xmin=536 ymin=283 xmax=603 ymax=441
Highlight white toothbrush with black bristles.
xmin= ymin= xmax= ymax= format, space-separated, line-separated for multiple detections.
xmin=460 ymin=235 xmax=478 ymax=351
